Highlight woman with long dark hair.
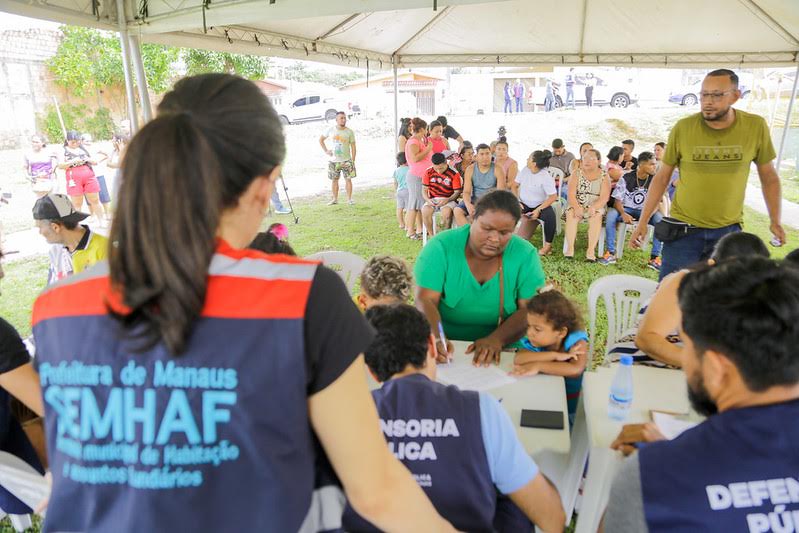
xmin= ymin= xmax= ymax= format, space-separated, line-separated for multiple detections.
xmin=32 ymin=74 xmax=452 ymax=533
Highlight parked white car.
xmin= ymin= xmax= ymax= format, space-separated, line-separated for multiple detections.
xmin=275 ymin=94 xmax=359 ymax=125
xmin=528 ymin=73 xmax=638 ymax=108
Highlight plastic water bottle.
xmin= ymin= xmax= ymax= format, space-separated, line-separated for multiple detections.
xmin=608 ymin=355 xmax=634 ymax=421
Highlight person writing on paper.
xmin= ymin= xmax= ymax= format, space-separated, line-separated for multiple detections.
xmin=415 ymin=190 xmax=546 ymax=366
xmin=343 ymin=304 xmax=565 ymax=533
xmin=511 ymin=290 xmax=588 ymax=422
xmin=32 ymin=74 xmax=454 ymax=533
xmin=601 ymin=257 xmax=799 ymax=533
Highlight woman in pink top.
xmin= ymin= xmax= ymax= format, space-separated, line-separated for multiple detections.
xmin=494 ymin=139 xmax=518 ymax=185
xmin=404 ymin=117 xmax=434 ymax=240
xmin=428 ymin=120 xmax=450 ymax=155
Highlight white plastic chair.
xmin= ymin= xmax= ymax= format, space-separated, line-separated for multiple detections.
xmin=598 ymin=221 xmax=654 ymax=259
xmin=548 ymin=167 xmax=565 ymax=200
xmin=0 ymin=451 xmax=49 ymax=532
xmin=305 ymin=251 xmax=366 ymax=293
xmin=587 ymin=275 xmax=658 ymax=364
xmin=422 ymin=209 xmax=438 ymax=246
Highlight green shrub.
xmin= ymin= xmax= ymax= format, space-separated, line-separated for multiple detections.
xmin=36 ymin=104 xmax=116 ymax=142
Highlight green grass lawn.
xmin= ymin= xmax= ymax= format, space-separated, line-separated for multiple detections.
xmin=4 ymin=185 xmax=796 ymax=342
xmin=0 ymin=185 xmax=797 ymax=533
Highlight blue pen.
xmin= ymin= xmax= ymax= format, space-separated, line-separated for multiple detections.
xmin=437 ymin=322 xmax=451 ymax=362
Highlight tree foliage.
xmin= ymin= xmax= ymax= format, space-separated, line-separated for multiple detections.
xmin=182 ymin=49 xmax=269 ymax=79
xmin=38 ymin=103 xmax=114 ymax=142
xmin=48 ymin=26 xmax=271 ymax=96
xmin=282 ymin=61 xmax=362 ymax=88
xmin=47 ymin=26 xmax=178 ymax=96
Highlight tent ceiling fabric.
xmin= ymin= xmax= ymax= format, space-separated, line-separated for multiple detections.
xmin=1 ymin=0 xmax=797 ymax=68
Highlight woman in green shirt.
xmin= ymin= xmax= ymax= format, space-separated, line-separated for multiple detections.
xmin=415 ymin=190 xmax=546 ymax=366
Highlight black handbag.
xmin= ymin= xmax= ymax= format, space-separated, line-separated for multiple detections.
xmin=654 ymin=217 xmax=697 ymax=243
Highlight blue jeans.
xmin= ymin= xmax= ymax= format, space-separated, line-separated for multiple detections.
xmin=605 ymin=207 xmax=663 ymax=257
xmin=515 ymin=97 xmax=523 ymax=112
xmin=566 ymin=85 xmax=575 ymax=107
xmin=659 ymin=223 xmax=741 ymax=280
xmin=504 ymin=98 xmax=512 ymax=113
xmin=271 ymin=189 xmax=286 ymax=210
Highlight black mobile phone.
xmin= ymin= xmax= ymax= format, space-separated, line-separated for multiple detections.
xmin=520 ymin=409 xmax=564 ymax=430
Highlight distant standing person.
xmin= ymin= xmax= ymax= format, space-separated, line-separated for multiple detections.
xmin=435 ymin=116 xmax=464 ymax=151
xmin=58 ymin=130 xmax=105 ymax=223
xmin=24 ymin=134 xmax=57 ymax=198
xmin=585 ymin=73 xmax=596 ymax=107
xmin=564 ymin=68 xmax=576 ymax=108
xmin=503 ymin=82 xmax=513 ymax=114
xmin=319 ymin=111 xmax=357 ymax=205
xmin=393 ymin=152 xmax=410 ymax=231
xmin=404 ymin=117 xmax=434 ymax=240
xmin=514 ymin=79 xmax=525 ymax=112
xmin=82 ymin=134 xmax=112 ymax=225
xmin=544 ymin=80 xmax=555 ymax=112
xmin=105 ymin=132 xmax=128 ymax=201
xmin=630 ymin=69 xmax=785 ymax=279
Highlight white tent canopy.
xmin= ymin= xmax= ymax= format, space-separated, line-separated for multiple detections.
xmin=2 ymin=0 xmax=798 ymax=69
xmin=2 ymin=0 xmax=798 ymax=165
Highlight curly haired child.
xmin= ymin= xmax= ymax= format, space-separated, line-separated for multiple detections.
xmin=511 ymin=289 xmax=589 ymax=421
xmin=356 ymin=255 xmax=413 ymax=311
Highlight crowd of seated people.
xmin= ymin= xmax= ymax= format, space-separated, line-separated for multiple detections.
xmin=393 ymin=115 xmax=688 ymax=273
xmin=0 ymin=71 xmax=796 ymax=533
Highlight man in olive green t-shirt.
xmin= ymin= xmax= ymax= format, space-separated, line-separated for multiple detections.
xmin=630 ymin=69 xmax=784 ymax=280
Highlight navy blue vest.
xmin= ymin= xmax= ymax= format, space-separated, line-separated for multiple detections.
xmin=32 ymin=247 xmax=321 ymax=532
xmin=342 ymin=374 xmax=496 ymax=532
xmin=640 ymin=399 xmax=799 ymax=532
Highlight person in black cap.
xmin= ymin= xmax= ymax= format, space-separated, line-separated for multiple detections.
xmin=32 ymin=193 xmax=108 ymax=284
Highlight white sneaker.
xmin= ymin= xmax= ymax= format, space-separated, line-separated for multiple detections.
xmin=327 ymin=199 xmax=338 ymax=206
xmin=348 ymin=199 xmax=355 ymax=205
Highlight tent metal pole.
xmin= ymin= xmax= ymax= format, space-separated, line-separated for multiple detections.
xmin=116 ymin=0 xmax=139 ymax=132
xmin=393 ymin=57 xmax=399 ymax=153
xmin=775 ymin=62 xmax=799 ymax=174
xmin=128 ymin=33 xmax=154 ymax=122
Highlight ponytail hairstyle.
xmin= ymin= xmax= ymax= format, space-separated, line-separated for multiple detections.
xmin=409 ymin=117 xmax=427 ymax=135
xmin=109 ymin=73 xmax=285 ymax=355
xmin=399 ymin=117 xmax=412 ymax=138
xmin=531 ymin=149 xmax=552 ymax=169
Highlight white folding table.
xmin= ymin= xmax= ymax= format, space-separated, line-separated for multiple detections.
xmin=447 ymin=340 xmax=571 ymax=455
xmin=574 ymin=364 xmax=698 ymax=533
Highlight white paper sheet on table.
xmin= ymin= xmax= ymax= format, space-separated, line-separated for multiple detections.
xmin=437 ymin=361 xmax=516 ymax=392
xmin=652 ymin=411 xmax=698 ymax=440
